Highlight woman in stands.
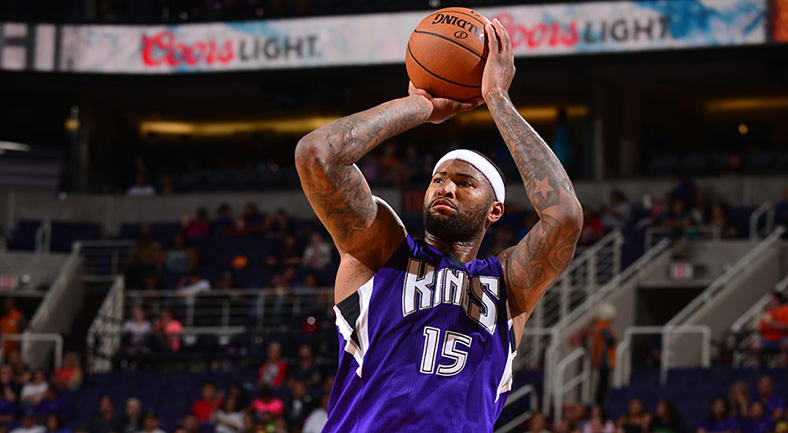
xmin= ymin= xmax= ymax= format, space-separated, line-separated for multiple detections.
xmin=697 ymin=397 xmax=738 ymax=433
xmin=51 ymin=352 xmax=83 ymax=390
xmin=728 ymin=381 xmax=752 ymax=420
xmin=649 ymin=400 xmax=688 ymax=433
xmin=617 ymin=398 xmax=652 ymax=433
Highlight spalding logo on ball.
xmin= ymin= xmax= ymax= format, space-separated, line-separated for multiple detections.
xmin=406 ymin=7 xmax=491 ymax=101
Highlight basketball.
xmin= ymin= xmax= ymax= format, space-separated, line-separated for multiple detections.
xmin=406 ymin=7 xmax=491 ymax=101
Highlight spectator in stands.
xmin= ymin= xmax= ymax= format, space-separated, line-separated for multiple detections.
xmin=660 ymin=198 xmax=695 ymax=229
xmin=240 ymin=413 xmax=256 ymax=433
xmin=1 ymin=298 xmax=27 ymax=354
xmin=87 ymin=395 xmax=120 ymax=433
xmin=125 ymin=225 xmax=163 ymax=291
xmin=10 ymin=413 xmax=45 ymax=433
xmin=237 ymin=203 xmax=264 ymax=235
xmin=159 ymin=174 xmax=174 ymax=196
xmin=752 ymin=292 xmax=788 ymax=367
xmin=267 ymin=235 xmax=302 ymax=268
xmin=120 ymin=398 xmax=142 ymax=433
xmin=668 ymin=170 xmax=700 ymax=213
xmin=616 ymin=398 xmax=651 ymax=433
xmin=600 ymin=191 xmax=632 ymax=231
xmin=214 ymin=395 xmax=244 ymax=433
xmin=257 ymin=342 xmax=287 ymax=388
xmin=292 ymin=344 xmax=321 ymax=388
xmin=720 ymin=155 xmax=745 ymax=177
xmin=0 ymin=364 xmax=22 ymax=401
xmin=159 ymin=231 xmax=199 ymax=277
xmin=776 ymin=188 xmax=788 ymax=228
xmin=754 ymin=376 xmax=785 ymax=421
xmin=20 ymin=370 xmax=49 ymax=409
xmin=581 ymin=405 xmax=615 ymax=433
xmin=650 ymin=399 xmax=687 ymax=433
xmin=191 ymin=382 xmax=223 ymax=423
xmin=44 ymin=414 xmax=70 ymax=433
xmin=35 ymin=387 xmax=68 ymax=422
xmin=302 ymin=233 xmax=333 ymax=270
xmin=697 ymin=397 xmax=737 ymax=433
xmin=285 ymin=379 xmax=313 ymax=430
xmin=729 ymin=380 xmax=752 ymax=420
xmin=140 ymin=412 xmax=165 ymax=433
xmin=265 ymin=209 xmax=291 ymax=238
xmin=740 ymin=401 xmax=774 ymax=433
xmin=251 ymin=386 xmax=284 ymax=420
xmin=706 ymin=203 xmax=737 ymax=239
xmin=152 ymin=308 xmax=182 ymax=352
xmin=180 ymin=414 xmax=199 ymax=433
xmin=0 ymin=385 xmax=16 ymax=424
xmin=302 ymin=394 xmax=329 ymax=433
xmin=580 ymin=207 xmax=605 ymax=245
xmin=52 ymin=352 xmax=82 ymax=390
xmin=592 ymin=303 xmax=616 ymax=406
xmin=126 ymin=174 xmax=156 ymax=197
xmin=184 ymin=208 xmax=211 ymax=239
xmin=214 ymin=204 xmax=236 ymax=236
xmin=121 ymin=305 xmax=152 ymax=358
xmin=6 ymin=349 xmax=30 ymax=385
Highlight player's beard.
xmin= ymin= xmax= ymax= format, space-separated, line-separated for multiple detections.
xmin=423 ymin=200 xmax=489 ymax=243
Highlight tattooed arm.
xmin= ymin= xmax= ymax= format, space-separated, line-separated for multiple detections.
xmin=483 ymin=20 xmax=583 ymax=325
xmin=296 ymin=89 xmax=480 ymax=301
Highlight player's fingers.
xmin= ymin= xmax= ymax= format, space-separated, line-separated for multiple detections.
xmin=493 ymin=18 xmax=512 ymax=56
xmin=485 ymin=23 xmax=499 ymax=54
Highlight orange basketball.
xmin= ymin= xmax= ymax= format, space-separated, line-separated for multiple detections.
xmin=406 ymin=7 xmax=490 ymax=101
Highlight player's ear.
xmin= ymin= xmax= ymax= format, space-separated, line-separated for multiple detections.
xmin=487 ymin=201 xmax=504 ymax=224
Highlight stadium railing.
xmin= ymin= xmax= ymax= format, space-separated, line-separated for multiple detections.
xmin=730 ymin=274 xmax=788 ymax=368
xmin=613 ymin=325 xmax=711 ymax=388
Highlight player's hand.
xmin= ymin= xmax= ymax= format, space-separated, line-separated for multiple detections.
xmin=482 ymin=18 xmax=515 ymax=103
xmin=408 ymin=82 xmax=483 ymax=124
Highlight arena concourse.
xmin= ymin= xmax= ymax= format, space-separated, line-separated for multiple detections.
xmin=0 ymin=0 xmax=787 ymax=432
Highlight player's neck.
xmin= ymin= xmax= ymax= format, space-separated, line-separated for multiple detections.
xmin=424 ymin=232 xmax=482 ymax=264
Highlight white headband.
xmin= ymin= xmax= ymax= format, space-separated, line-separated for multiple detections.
xmin=432 ymin=149 xmax=505 ymax=203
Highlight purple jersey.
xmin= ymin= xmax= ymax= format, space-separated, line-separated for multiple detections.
xmin=324 ymin=235 xmax=516 ymax=433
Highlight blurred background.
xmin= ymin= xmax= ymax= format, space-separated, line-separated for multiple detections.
xmin=0 ymin=0 xmax=787 ymax=433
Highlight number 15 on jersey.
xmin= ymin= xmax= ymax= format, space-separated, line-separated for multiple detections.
xmin=420 ymin=326 xmax=473 ymax=376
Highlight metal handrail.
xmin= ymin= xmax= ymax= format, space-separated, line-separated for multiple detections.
xmin=614 ymin=325 xmax=711 ymax=387
xmin=87 ymin=276 xmax=124 ymax=372
xmin=494 ymin=385 xmax=538 ymax=433
xmin=749 ymin=202 xmax=775 ymax=241
xmin=731 ymin=274 xmax=788 ymax=334
xmin=557 ymin=239 xmax=670 ymax=330
xmin=667 ymin=226 xmax=786 ymax=327
xmin=645 ymin=225 xmax=721 ymax=252
xmin=0 ymin=333 xmax=64 ymax=369
xmin=553 ymin=347 xmax=590 ymax=425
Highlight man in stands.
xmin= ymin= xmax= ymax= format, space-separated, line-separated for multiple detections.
xmin=88 ymin=395 xmax=120 ymax=433
xmin=753 ymin=291 xmax=788 ymax=366
xmin=1 ymin=298 xmax=27 ymax=354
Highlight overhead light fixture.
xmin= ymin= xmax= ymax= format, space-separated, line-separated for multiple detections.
xmin=139 ymin=116 xmax=341 ymax=137
xmin=0 ymin=141 xmax=31 ymax=152
xmin=706 ymin=97 xmax=788 ymax=113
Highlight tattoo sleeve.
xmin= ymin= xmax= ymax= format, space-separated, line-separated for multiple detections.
xmin=488 ymin=92 xmax=583 ymax=318
xmin=295 ymin=95 xmax=431 ymax=266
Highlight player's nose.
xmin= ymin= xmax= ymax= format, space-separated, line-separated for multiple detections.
xmin=437 ymin=180 xmax=456 ymax=197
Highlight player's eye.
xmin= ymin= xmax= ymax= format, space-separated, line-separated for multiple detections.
xmin=433 ymin=178 xmax=444 ymax=184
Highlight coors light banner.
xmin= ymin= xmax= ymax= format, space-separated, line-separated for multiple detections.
xmin=0 ymin=0 xmax=768 ymax=74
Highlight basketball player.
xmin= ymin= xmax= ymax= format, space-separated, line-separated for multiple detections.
xmin=295 ymin=19 xmax=582 ymax=432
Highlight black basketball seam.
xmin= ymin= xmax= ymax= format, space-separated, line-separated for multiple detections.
xmin=426 ymin=8 xmax=488 ymax=27
xmin=413 ymin=29 xmax=487 ymax=61
xmin=407 ymin=44 xmax=481 ymax=89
